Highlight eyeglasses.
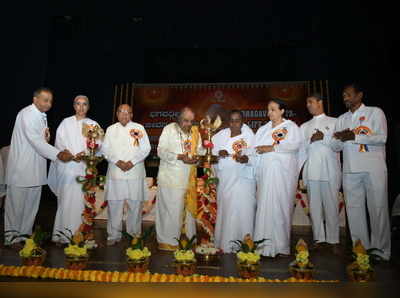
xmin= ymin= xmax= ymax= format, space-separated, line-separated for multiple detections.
xmin=118 ymin=110 xmax=132 ymax=114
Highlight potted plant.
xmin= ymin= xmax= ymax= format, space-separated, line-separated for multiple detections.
xmin=6 ymin=226 xmax=49 ymax=266
xmin=347 ymin=240 xmax=381 ymax=282
xmin=55 ymin=229 xmax=89 ymax=270
xmin=173 ymin=233 xmax=197 ymax=276
xmin=123 ymin=226 xmax=154 ymax=273
xmin=289 ymin=239 xmax=314 ymax=280
xmin=231 ymin=234 xmax=266 ymax=279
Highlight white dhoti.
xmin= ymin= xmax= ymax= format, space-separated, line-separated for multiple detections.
xmin=4 ymin=185 xmax=41 ymax=244
xmin=214 ymin=165 xmax=256 ymax=252
xmin=343 ymin=171 xmax=391 ymax=260
xmin=105 ymin=178 xmax=144 ymax=241
xmin=51 ymin=182 xmax=85 ymax=243
xmin=155 ymin=186 xmax=196 ymax=250
xmin=307 ymin=180 xmax=339 ymax=244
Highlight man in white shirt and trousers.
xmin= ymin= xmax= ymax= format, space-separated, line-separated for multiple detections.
xmin=332 ymin=83 xmax=391 ymax=260
xmin=300 ymin=93 xmax=341 ymax=254
xmin=102 ymin=104 xmax=151 ymax=246
xmin=4 ymin=87 xmax=74 ymax=248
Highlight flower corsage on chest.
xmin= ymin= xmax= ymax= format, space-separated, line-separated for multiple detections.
xmin=353 ymin=116 xmax=372 ymax=152
xmin=129 ymin=128 xmax=143 ymax=146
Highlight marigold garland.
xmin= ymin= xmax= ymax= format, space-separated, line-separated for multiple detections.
xmin=0 ymin=264 xmax=339 ymax=283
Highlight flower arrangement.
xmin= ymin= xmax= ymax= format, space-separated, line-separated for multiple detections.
xmin=173 ymin=233 xmax=197 ymax=276
xmin=123 ymin=226 xmax=154 ymax=273
xmin=232 ymin=234 xmax=266 ymax=279
xmin=76 ymin=122 xmax=106 ymax=249
xmin=55 ymin=229 xmax=89 ymax=270
xmin=347 ymin=240 xmax=381 ymax=282
xmin=6 ymin=226 xmax=49 ymax=266
xmin=0 ymin=264 xmax=340 ymax=283
xmin=289 ymin=239 xmax=314 ymax=280
xmin=195 ymin=238 xmax=222 ymax=265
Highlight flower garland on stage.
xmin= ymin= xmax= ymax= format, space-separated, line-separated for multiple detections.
xmin=196 ymin=165 xmax=218 ymax=238
xmin=0 ymin=264 xmax=339 ymax=283
xmin=76 ymin=124 xmax=107 ymax=248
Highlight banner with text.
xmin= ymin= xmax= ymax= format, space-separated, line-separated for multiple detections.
xmin=130 ymin=82 xmax=317 ymax=158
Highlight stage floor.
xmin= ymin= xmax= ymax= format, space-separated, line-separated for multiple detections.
xmin=1 ymin=188 xmax=400 ymax=283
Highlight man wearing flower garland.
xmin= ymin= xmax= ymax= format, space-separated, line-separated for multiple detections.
xmin=156 ymin=107 xmax=205 ymax=251
xmin=331 ymin=83 xmax=390 ymax=260
xmin=300 ymin=93 xmax=341 ymax=254
xmin=102 ymin=104 xmax=151 ymax=246
xmin=5 ymin=87 xmax=74 ymax=248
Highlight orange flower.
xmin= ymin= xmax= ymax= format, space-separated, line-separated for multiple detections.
xmin=72 ymin=231 xmax=84 ymax=245
xmin=243 ymin=234 xmax=255 ymax=250
xmin=353 ymin=239 xmax=367 ymax=254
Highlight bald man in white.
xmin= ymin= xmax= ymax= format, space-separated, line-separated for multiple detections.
xmin=102 ymin=104 xmax=151 ymax=246
xmin=156 ymin=107 xmax=205 ymax=250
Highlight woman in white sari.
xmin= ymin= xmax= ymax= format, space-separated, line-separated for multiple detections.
xmin=48 ymin=95 xmax=100 ymax=244
xmin=252 ymin=99 xmax=302 ymax=257
xmin=212 ymin=110 xmax=256 ymax=252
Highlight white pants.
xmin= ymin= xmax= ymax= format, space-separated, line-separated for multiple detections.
xmin=105 ymin=178 xmax=145 ymax=241
xmin=343 ymin=171 xmax=391 ymax=260
xmin=155 ymin=186 xmax=196 ymax=249
xmin=307 ymin=180 xmax=339 ymax=244
xmin=4 ymin=185 xmax=41 ymax=244
xmin=107 ymin=200 xmax=143 ymax=241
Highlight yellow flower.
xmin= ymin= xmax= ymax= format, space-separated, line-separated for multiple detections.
xmin=356 ymin=253 xmax=370 ymax=271
xmin=174 ymin=250 xmax=195 ymax=262
xmin=237 ymin=251 xmax=260 ymax=264
xmin=126 ymin=247 xmax=151 ymax=260
xmin=19 ymin=239 xmax=37 ymax=257
xmin=296 ymin=251 xmax=309 ymax=267
xmin=64 ymin=244 xmax=87 ymax=257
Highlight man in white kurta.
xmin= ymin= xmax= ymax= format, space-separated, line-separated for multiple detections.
xmin=300 ymin=93 xmax=341 ymax=252
xmin=156 ymin=107 xmax=204 ymax=250
xmin=331 ymin=84 xmax=390 ymax=260
xmin=102 ymin=104 xmax=150 ymax=245
xmin=212 ymin=110 xmax=256 ymax=252
xmin=4 ymin=88 xmax=73 ymax=246
xmin=48 ymin=95 xmax=100 ymax=244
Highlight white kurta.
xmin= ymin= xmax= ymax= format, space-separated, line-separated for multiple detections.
xmin=102 ymin=121 xmax=150 ymax=240
xmin=5 ymin=104 xmax=60 ymax=244
xmin=212 ymin=124 xmax=256 ymax=252
xmin=156 ymin=123 xmax=205 ymax=249
xmin=48 ymin=116 xmax=99 ymax=243
xmin=251 ymin=119 xmax=302 ymax=257
xmin=300 ymin=114 xmax=341 ymax=244
xmin=331 ymin=104 xmax=390 ymax=260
